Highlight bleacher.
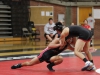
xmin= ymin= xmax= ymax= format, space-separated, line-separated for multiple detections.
xmin=0 ymin=1 xmax=12 ymax=38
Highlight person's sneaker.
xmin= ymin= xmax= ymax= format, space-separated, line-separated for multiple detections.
xmin=81 ymin=61 xmax=93 ymax=71
xmin=47 ymin=64 xmax=55 ymax=72
xmin=86 ymin=65 xmax=96 ymax=71
xmin=11 ymin=63 xmax=22 ymax=69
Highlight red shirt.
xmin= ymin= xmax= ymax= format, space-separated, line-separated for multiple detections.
xmin=82 ymin=24 xmax=91 ymax=30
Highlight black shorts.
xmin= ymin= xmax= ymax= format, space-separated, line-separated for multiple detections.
xmin=44 ymin=33 xmax=53 ymax=39
xmin=44 ymin=33 xmax=60 ymax=39
xmin=79 ymin=29 xmax=92 ymax=41
xmin=68 ymin=26 xmax=92 ymax=41
xmin=37 ymin=50 xmax=56 ymax=63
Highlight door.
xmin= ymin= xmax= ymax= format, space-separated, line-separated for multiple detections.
xmin=78 ymin=7 xmax=92 ymax=25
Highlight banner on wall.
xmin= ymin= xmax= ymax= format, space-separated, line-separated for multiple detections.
xmin=93 ymin=9 xmax=100 ymax=19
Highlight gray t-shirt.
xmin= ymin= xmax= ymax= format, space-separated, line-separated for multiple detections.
xmin=87 ymin=17 xmax=95 ymax=28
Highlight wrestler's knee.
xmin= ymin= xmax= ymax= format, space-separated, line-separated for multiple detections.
xmin=58 ymin=56 xmax=63 ymax=61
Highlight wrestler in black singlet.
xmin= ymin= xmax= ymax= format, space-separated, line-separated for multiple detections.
xmin=38 ymin=43 xmax=68 ymax=63
xmin=65 ymin=26 xmax=92 ymax=41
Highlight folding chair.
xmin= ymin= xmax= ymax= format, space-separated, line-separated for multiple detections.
xmin=27 ymin=21 xmax=40 ymax=41
xmin=22 ymin=28 xmax=32 ymax=41
xmin=31 ymin=28 xmax=40 ymax=41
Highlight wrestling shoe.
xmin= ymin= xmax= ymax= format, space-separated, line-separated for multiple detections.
xmin=47 ymin=63 xmax=55 ymax=72
xmin=86 ymin=65 xmax=96 ymax=71
xmin=81 ymin=61 xmax=93 ymax=71
xmin=11 ymin=63 xmax=22 ymax=69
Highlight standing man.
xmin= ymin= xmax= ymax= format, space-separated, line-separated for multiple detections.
xmin=87 ymin=13 xmax=95 ymax=46
xmin=87 ymin=13 xmax=95 ymax=36
xmin=44 ymin=18 xmax=57 ymax=42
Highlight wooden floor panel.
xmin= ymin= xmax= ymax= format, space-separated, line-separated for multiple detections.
xmin=0 ymin=50 xmax=42 ymax=56
xmin=0 ymin=39 xmax=99 ymax=57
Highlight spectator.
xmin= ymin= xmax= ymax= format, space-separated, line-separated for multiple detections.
xmin=81 ymin=19 xmax=91 ymax=30
xmin=87 ymin=13 xmax=95 ymax=35
xmin=44 ymin=18 xmax=57 ymax=42
xmin=81 ymin=19 xmax=97 ymax=52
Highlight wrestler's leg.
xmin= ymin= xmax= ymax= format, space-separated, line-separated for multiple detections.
xmin=74 ymin=39 xmax=93 ymax=71
xmin=11 ymin=57 xmax=41 ymax=69
xmin=47 ymin=55 xmax=63 ymax=71
xmin=74 ymin=39 xmax=86 ymax=59
xmin=83 ymin=42 xmax=96 ymax=71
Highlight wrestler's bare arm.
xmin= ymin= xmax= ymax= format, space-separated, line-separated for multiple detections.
xmin=60 ymin=28 xmax=69 ymax=46
xmin=48 ymin=38 xmax=60 ymax=48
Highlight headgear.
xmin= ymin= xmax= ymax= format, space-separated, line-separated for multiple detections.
xmin=53 ymin=22 xmax=64 ymax=31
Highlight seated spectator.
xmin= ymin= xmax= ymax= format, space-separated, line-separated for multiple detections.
xmin=44 ymin=18 xmax=57 ymax=42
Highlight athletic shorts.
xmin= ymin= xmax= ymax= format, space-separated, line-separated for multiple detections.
xmin=78 ymin=29 xmax=92 ymax=41
xmin=68 ymin=26 xmax=92 ymax=41
xmin=44 ymin=33 xmax=60 ymax=39
xmin=37 ymin=48 xmax=57 ymax=63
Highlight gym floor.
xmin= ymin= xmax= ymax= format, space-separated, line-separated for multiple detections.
xmin=0 ymin=39 xmax=100 ymax=75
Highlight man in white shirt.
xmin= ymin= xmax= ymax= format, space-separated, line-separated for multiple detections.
xmin=87 ymin=13 xmax=95 ymax=35
xmin=44 ymin=18 xmax=57 ymax=42
xmin=87 ymin=13 xmax=95 ymax=46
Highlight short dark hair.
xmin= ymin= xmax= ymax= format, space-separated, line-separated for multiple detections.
xmin=49 ymin=18 xmax=53 ymax=21
xmin=89 ymin=13 xmax=92 ymax=16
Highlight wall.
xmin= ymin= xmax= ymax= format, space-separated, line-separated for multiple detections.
xmin=94 ymin=7 xmax=100 ymax=40
xmin=30 ymin=1 xmax=66 ymax=41
xmin=71 ymin=6 xmax=100 ymax=40
xmin=30 ymin=1 xmax=100 ymax=41
xmin=71 ymin=6 xmax=77 ymax=25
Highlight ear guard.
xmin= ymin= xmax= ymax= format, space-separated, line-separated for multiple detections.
xmin=53 ymin=22 xmax=63 ymax=31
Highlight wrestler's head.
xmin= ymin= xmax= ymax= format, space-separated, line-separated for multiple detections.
xmin=53 ymin=22 xmax=65 ymax=34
